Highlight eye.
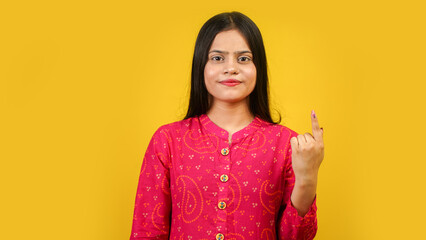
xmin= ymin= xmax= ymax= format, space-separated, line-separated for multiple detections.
xmin=238 ymin=56 xmax=252 ymax=62
xmin=210 ymin=56 xmax=224 ymax=61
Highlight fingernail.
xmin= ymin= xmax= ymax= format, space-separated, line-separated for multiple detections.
xmin=312 ymin=110 xmax=316 ymax=118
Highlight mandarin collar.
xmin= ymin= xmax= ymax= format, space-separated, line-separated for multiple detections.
xmin=198 ymin=114 xmax=264 ymax=143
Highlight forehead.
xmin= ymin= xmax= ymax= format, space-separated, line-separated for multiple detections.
xmin=209 ymin=29 xmax=251 ymax=51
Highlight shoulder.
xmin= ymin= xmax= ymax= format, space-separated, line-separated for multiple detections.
xmin=152 ymin=116 xmax=202 ymax=138
xmin=257 ymin=118 xmax=299 ymax=140
xmin=255 ymin=119 xmax=297 ymax=158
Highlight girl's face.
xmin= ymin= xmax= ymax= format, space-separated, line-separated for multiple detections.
xmin=204 ymin=29 xmax=257 ymax=105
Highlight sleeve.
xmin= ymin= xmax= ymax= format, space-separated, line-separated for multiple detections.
xmin=130 ymin=126 xmax=172 ymax=239
xmin=277 ymin=132 xmax=318 ymax=240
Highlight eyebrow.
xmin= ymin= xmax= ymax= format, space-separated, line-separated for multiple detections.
xmin=209 ymin=50 xmax=252 ymax=54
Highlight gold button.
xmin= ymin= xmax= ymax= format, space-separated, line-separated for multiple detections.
xmin=220 ymin=174 xmax=229 ymax=182
xmin=216 ymin=233 xmax=224 ymax=240
xmin=218 ymin=201 xmax=226 ymax=210
xmin=221 ymin=148 xmax=229 ymax=156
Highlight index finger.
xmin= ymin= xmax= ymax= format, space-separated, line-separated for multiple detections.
xmin=311 ymin=110 xmax=323 ymax=141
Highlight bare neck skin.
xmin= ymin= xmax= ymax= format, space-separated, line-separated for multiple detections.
xmin=206 ymin=97 xmax=254 ymax=139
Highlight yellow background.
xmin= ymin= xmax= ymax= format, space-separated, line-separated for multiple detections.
xmin=1 ymin=0 xmax=425 ymax=239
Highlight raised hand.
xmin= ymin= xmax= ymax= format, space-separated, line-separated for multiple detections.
xmin=289 ymin=110 xmax=324 ymax=216
xmin=290 ymin=110 xmax=324 ymax=183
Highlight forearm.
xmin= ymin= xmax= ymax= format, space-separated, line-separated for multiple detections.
xmin=290 ymin=176 xmax=317 ymax=217
xmin=279 ymin=174 xmax=318 ymax=240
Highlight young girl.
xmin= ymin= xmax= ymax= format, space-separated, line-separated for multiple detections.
xmin=130 ymin=11 xmax=324 ymax=240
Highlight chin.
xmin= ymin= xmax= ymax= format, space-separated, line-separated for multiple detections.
xmin=218 ymin=96 xmax=249 ymax=104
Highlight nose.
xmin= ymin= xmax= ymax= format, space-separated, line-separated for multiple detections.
xmin=224 ymin=58 xmax=239 ymax=74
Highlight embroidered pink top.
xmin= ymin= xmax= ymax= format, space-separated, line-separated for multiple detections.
xmin=130 ymin=114 xmax=317 ymax=240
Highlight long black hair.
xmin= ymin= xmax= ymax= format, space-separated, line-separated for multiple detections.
xmin=184 ymin=11 xmax=280 ymax=124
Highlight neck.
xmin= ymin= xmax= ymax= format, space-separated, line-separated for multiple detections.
xmin=206 ymin=98 xmax=254 ymax=136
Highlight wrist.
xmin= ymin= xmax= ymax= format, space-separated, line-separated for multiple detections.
xmin=291 ymin=181 xmax=317 ymax=217
xmin=295 ymin=174 xmax=318 ymax=187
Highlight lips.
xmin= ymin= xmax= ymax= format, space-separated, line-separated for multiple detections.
xmin=220 ymin=79 xmax=241 ymax=86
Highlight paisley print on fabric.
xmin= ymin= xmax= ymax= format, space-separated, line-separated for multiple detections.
xmin=130 ymin=114 xmax=317 ymax=239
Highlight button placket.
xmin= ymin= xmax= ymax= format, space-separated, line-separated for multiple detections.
xmin=200 ymin=114 xmax=261 ymax=239
xmin=216 ymin=136 xmax=231 ymax=236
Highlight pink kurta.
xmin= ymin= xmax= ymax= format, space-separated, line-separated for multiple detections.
xmin=130 ymin=114 xmax=317 ymax=240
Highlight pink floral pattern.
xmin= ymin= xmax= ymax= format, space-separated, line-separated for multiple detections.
xmin=130 ymin=114 xmax=317 ymax=239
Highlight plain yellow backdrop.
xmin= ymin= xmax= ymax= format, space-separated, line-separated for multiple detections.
xmin=1 ymin=0 xmax=425 ymax=239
